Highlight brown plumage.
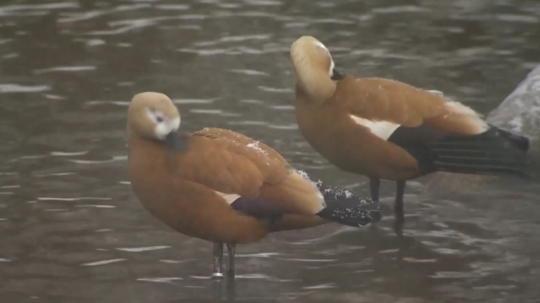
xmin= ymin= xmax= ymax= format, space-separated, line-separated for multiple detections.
xmin=290 ymin=36 xmax=531 ymax=234
xmin=127 ymin=92 xmax=380 ymax=277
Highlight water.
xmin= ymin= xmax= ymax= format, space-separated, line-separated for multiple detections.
xmin=1 ymin=1 xmax=540 ymax=302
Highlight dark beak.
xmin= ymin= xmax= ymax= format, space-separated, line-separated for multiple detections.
xmin=165 ymin=131 xmax=186 ymax=153
xmin=330 ymin=69 xmax=344 ymax=81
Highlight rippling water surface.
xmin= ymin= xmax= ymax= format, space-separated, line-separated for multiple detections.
xmin=1 ymin=1 xmax=540 ymax=302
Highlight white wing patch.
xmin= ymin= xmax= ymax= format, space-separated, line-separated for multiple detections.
xmin=427 ymin=90 xmax=488 ymax=134
xmin=349 ymin=114 xmax=400 ymax=140
xmin=445 ymin=101 xmax=488 ymax=133
xmin=215 ymin=191 xmax=241 ymax=205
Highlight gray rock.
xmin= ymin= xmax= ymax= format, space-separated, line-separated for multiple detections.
xmin=488 ymin=64 xmax=540 ymax=140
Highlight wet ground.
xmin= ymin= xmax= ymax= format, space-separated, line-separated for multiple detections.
xmin=1 ymin=0 xmax=540 ymax=302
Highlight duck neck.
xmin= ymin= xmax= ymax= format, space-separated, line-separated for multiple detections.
xmin=293 ymin=61 xmax=336 ymax=104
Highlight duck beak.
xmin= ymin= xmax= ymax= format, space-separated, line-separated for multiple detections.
xmin=165 ymin=131 xmax=185 ymax=153
xmin=330 ymin=69 xmax=343 ymax=81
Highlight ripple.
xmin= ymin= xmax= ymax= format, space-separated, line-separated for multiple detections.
xmin=95 ymin=229 xmax=112 ymax=233
xmin=277 ymin=258 xmax=337 ymax=263
xmin=267 ymin=124 xmax=298 ymax=130
xmin=403 ymin=257 xmax=438 ymax=263
xmin=44 ymin=208 xmax=69 ymax=212
xmin=188 ymin=275 xmax=211 ymax=280
xmin=270 ymin=105 xmax=295 ymax=110
xmin=109 ymin=15 xmax=199 ymax=28
xmin=243 ymin=0 xmax=282 ymax=6
xmin=430 ymin=271 xmax=485 ymax=279
xmin=0 ymin=172 xmax=18 ymax=176
xmin=433 ymin=248 xmax=463 ymax=255
xmin=172 ymin=98 xmax=217 ymax=104
xmin=237 ymin=252 xmax=280 ymax=258
xmin=116 ymin=246 xmax=170 ymax=252
xmin=18 ymin=154 xmax=48 ymax=160
xmin=258 ymin=86 xmax=293 ymax=93
xmin=193 ymin=34 xmax=271 ymax=47
xmin=0 ymin=185 xmax=19 ymax=189
xmin=229 ymin=69 xmax=269 ymax=76
xmin=0 ymin=84 xmax=50 ymax=93
xmin=372 ymin=5 xmax=428 ymax=14
xmin=75 ymin=205 xmax=116 ymax=208
xmin=159 ymin=259 xmax=196 ymax=264
xmin=59 ymin=11 xmax=103 ymax=23
xmin=59 ymin=4 xmax=149 ymax=23
xmin=0 ymin=2 xmax=79 ymax=13
xmin=37 ymin=197 xmax=112 ymax=201
xmin=34 ymin=66 xmax=96 ymax=74
xmin=137 ymin=277 xmax=183 ymax=283
xmin=51 ymin=151 xmax=88 ymax=156
xmin=303 ymin=284 xmax=336 ymax=290
xmin=495 ymin=14 xmax=539 ymax=23
xmin=227 ymin=120 xmax=267 ymax=126
xmin=349 ymin=49 xmax=423 ymax=60
xmin=87 ymin=19 xmax=155 ymax=36
xmin=234 ymin=273 xmax=298 ymax=282
xmin=2 ymin=53 xmax=18 ymax=59
xmin=35 ymin=172 xmax=75 ymax=177
xmin=240 ymin=99 xmax=264 ymax=104
xmin=473 ymin=284 xmax=517 ymax=290
xmin=0 ymin=258 xmax=12 ymax=262
xmin=178 ymin=47 xmax=282 ymax=56
xmin=378 ymin=249 xmax=399 ymax=254
xmin=154 ymin=4 xmax=189 ymax=11
xmin=312 ymin=18 xmax=355 ymax=25
xmin=86 ymin=100 xmax=129 ymax=106
xmin=44 ymin=94 xmax=66 ymax=100
xmin=189 ymin=109 xmax=241 ymax=117
xmin=69 ymin=155 xmax=127 ymax=164
xmin=81 ymin=258 xmax=126 ymax=266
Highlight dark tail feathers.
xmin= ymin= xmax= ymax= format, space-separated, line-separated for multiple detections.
xmin=315 ymin=183 xmax=381 ymax=227
xmin=431 ymin=126 xmax=532 ymax=178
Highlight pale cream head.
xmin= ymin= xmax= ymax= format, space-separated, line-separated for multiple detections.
xmin=290 ymin=36 xmax=339 ymax=102
xmin=127 ymin=92 xmax=181 ymax=141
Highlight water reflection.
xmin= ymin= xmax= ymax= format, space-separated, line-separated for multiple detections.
xmin=1 ymin=0 xmax=540 ymax=302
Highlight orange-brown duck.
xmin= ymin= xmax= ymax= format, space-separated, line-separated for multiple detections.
xmin=127 ymin=92 xmax=381 ymax=277
xmin=289 ymin=36 xmax=531 ymax=234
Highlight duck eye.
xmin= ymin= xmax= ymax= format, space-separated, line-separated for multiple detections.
xmin=156 ymin=116 xmax=164 ymax=123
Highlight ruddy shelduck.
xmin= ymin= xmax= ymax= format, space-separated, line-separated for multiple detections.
xmin=289 ymin=36 xmax=531 ymax=234
xmin=127 ymin=92 xmax=381 ymax=277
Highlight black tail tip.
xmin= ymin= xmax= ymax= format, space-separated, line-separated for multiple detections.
xmin=489 ymin=126 xmax=530 ymax=151
xmin=316 ymin=183 xmax=381 ymax=227
xmin=317 ymin=204 xmax=381 ymax=227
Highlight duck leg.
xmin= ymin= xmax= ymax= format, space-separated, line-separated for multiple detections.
xmin=369 ymin=177 xmax=380 ymax=202
xmin=226 ymin=243 xmax=236 ymax=277
xmin=212 ymin=242 xmax=224 ymax=278
xmin=394 ymin=180 xmax=406 ymax=236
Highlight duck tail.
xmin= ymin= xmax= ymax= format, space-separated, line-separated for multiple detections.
xmin=315 ymin=182 xmax=381 ymax=227
xmin=431 ymin=126 xmax=532 ymax=178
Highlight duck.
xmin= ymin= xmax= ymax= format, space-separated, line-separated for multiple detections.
xmin=289 ymin=36 xmax=531 ymax=234
xmin=127 ymin=92 xmax=381 ymax=277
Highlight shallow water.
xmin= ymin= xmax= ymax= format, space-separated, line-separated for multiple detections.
xmin=1 ymin=1 xmax=540 ymax=302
